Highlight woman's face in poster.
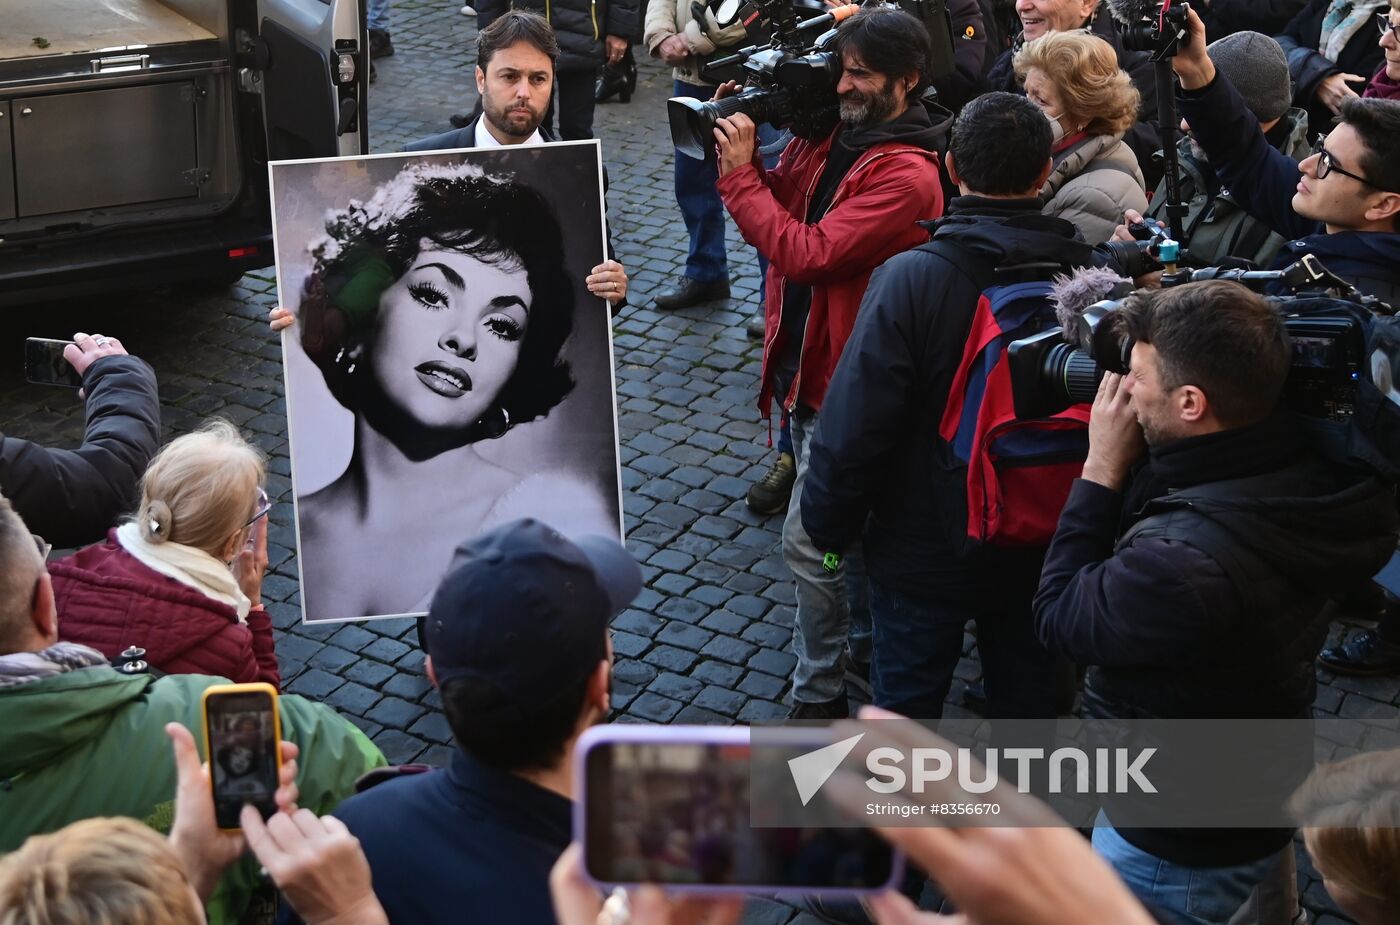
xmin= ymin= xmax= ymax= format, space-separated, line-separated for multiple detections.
xmin=368 ymin=242 xmax=532 ymax=432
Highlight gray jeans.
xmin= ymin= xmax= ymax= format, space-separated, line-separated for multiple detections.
xmin=783 ymin=411 xmax=873 ymax=704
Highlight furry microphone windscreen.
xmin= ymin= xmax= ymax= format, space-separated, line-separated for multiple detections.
xmin=1050 ymin=266 xmax=1134 ymax=339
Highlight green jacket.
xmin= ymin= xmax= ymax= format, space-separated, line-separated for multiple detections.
xmin=0 ymin=667 xmax=386 ymax=925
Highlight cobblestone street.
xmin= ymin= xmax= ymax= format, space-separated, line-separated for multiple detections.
xmin=2 ymin=2 xmax=1392 ymax=920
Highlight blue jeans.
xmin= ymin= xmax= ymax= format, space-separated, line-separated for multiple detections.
xmin=673 ymin=80 xmax=728 ymax=284
xmin=784 ymin=412 xmax=873 ymax=703
xmin=1092 ymin=821 xmax=1298 ymax=925
xmin=368 ymin=0 xmax=391 ymax=31
xmin=869 ymin=581 xmax=1054 ymax=721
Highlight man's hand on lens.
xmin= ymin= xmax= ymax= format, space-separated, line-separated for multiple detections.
xmin=712 ymin=80 xmax=742 ymax=101
xmin=1082 ymin=372 xmax=1145 ymax=492
xmin=1170 ymin=8 xmax=1215 ymax=91
xmin=714 ymin=113 xmax=758 ymax=177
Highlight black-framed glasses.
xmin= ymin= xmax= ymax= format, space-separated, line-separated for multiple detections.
xmin=1310 ymin=134 xmax=1382 ymax=189
xmin=1378 ymin=12 xmax=1397 ymax=37
xmin=243 ymin=487 xmax=271 ymax=528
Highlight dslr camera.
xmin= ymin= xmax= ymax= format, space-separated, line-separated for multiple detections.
xmin=667 ymin=0 xmax=954 ymax=160
xmin=1107 ymin=0 xmax=1190 ymax=60
xmin=1008 ymin=256 xmax=1392 ymax=426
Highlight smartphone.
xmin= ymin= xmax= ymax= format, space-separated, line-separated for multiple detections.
xmin=200 ymin=683 xmax=283 ymax=830
xmin=576 ymin=726 xmax=902 ymax=894
xmin=24 ymin=338 xmax=84 ymax=389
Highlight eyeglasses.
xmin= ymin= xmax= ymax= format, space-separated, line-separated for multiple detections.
xmin=243 ymin=487 xmax=272 ymax=528
xmin=1309 ymin=134 xmax=1382 ymax=189
xmin=1378 ymin=12 xmax=1398 ymax=37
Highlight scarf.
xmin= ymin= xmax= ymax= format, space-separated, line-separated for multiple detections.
xmin=1364 ymin=64 xmax=1400 ymax=99
xmin=115 ymin=522 xmax=251 ymax=621
xmin=1320 ymin=0 xmax=1387 ymax=62
xmin=0 ymin=642 xmax=108 ymax=690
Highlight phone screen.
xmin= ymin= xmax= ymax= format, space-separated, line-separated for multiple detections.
xmin=204 ymin=689 xmax=280 ymax=829
xmin=584 ymin=741 xmax=897 ymax=889
xmin=24 ymin=338 xmax=84 ymax=389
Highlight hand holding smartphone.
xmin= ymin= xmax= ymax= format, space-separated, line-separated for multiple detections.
xmin=574 ymin=726 xmax=901 ymax=895
xmin=200 ymin=683 xmax=284 ymax=830
xmin=24 ymin=338 xmax=84 ymax=388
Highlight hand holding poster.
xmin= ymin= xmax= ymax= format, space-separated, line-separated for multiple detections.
xmin=271 ymin=142 xmax=623 ymax=623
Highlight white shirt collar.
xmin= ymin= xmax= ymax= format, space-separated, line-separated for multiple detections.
xmin=473 ymin=114 xmax=544 ymax=148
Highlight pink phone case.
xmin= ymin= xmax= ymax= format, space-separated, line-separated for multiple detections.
xmin=573 ymin=724 xmax=905 ymax=896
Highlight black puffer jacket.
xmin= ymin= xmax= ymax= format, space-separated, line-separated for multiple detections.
xmin=1199 ymin=0 xmax=1306 ymax=40
xmin=477 ymin=0 xmax=639 ymax=72
xmin=0 ymin=355 xmax=161 ymax=549
xmin=985 ymin=8 xmax=1162 ymax=187
xmin=1277 ymin=0 xmax=1388 ymax=134
xmin=1036 ymin=412 xmax=1398 ymax=720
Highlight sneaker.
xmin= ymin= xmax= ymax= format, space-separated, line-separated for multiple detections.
xmin=368 ymin=28 xmax=394 ymax=59
xmin=745 ymin=452 xmax=795 ymax=516
xmin=745 ymin=310 xmax=765 ymax=340
xmin=1319 ymin=628 xmax=1400 ymax=676
xmin=788 ymin=695 xmax=849 ymax=721
xmin=653 ymin=276 xmax=730 ymax=310
xmin=460 ymin=4 xmax=477 ymax=14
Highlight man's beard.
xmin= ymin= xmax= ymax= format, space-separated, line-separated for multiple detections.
xmin=484 ymin=97 xmax=542 ymax=138
xmin=839 ymin=79 xmax=899 ymax=131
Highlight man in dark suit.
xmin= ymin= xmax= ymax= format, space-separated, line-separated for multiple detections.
xmin=409 ymin=12 xmax=630 ymax=308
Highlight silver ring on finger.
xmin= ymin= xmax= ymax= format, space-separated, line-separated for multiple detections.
xmin=93 ymin=336 xmax=110 ymax=347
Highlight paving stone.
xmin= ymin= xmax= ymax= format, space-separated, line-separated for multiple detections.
xmin=629 ymin=692 xmax=684 ymax=723
xmin=648 ymin=672 xmax=705 ymax=702
xmin=701 ymin=635 xmax=760 ymax=665
xmin=642 ymin=645 xmax=701 ymax=673
xmin=366 ymin=697 xmax=428 ymax=728
xmin=657 ymin=622 xmax=714 ymax=651
xmin=691 ymin=660 xmax=744 ymax=688
xmin=694 ymin=685 xmax=747 ymax=716
xmin=739 ymin=671 xmax=788 ymax=701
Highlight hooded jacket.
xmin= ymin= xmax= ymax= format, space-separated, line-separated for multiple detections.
xmin=802 ymin=196 xmax=1094 ymax=601
xmin=0 ymin=355 xmax=160 ymax=550
xmin=1041 ymin=133 xmax=1149 ymax=245
xmin=985 ymin=8 xmax=1162 ymax=186
xmin=1034 ymin=414 xmax=1397 ymax=863
xmin=716 ymin=102 xmax=947 ymax=419
xmin=0 ymin=665 xmax=385 ymax=925
xmin=1277 ymin=0 xmax=1388 ymax=135
xmin=1175 ymin=71 xmax=1400 ymax=305
xmin=478 ymin=0 xmax=638 ymax=73
xmin=49 ymin=530 xmax=280 ymax=687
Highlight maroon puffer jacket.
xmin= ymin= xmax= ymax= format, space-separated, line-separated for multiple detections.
xmin=49 ymin=530 xmax=280 ymax=688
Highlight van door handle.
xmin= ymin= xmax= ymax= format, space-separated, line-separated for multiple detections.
xmin=91 ymin=54 xmax=151 ymax=73
xmin=20 ymin=107 xmax=32 ymax=116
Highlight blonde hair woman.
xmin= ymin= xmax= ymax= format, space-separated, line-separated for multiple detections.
xmin=49 ymin=419 xmax=279 ymax=686
xmin=1014 ymin=30 xmax=1149 ymax=245
xmin=0 ymin=818 xmax=202 ymax=925
xmin=1290 ymin=749 xmax=1400 ymax=924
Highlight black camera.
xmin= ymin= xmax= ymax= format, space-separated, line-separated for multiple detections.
xmin=1110 ymin=0 xmax=1190 ymax=60
xmin=1006 ymin=256 xmax=1383 ymax=422
xmin=667 ymin=0 xmax=954 ymax=159
xmin=1099 ymin=218 xmax=1182 ymax=280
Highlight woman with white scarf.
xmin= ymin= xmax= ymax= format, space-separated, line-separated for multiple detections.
xmin=1278 ymin=0 xmax=1391 ymax=132
xmin=47 ymin=419 xmax=280 ymax=686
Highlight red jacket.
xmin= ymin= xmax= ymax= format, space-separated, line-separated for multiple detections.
xmin=50 ymin=531 xmax=280 ymax=688
xmin=716 ymin=118 xmax=944 ymax=416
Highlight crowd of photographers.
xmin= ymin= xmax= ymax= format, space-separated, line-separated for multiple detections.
xmin=4 ymin=0 xmax=1400 ymax=924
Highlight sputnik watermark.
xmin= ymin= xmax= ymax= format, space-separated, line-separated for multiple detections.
xmin=787 ymin=733 xmax=1157 ymax=814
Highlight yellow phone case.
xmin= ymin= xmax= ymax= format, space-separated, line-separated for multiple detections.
xmin=200 ymin=681 xmax=283 ymax=830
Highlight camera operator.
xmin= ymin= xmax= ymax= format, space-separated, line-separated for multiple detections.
xmin=1113 ymin=31 xmax=1311 ymax=271
xmin=984 ymin=0 xmax=1163 ymax=184
xmin=801 ymin=91 xmax=1088 ymax=721
xmin=1167 ymin=7 xmax=1400 ymax=303
xmin=712 ymin=5 xmax=946 ymax=719
xmin=1033 ymin=281 xmax=1399 ymax=920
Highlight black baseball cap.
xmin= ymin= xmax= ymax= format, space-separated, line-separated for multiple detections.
xmin=424 ymin=519 xmax=641 ymax=707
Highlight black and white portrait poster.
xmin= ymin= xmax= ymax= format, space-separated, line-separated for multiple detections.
xmin=270 ymin=142 xmax=623 ymax=624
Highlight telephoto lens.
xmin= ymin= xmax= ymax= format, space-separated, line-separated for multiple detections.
xmin=667 ymin=89 xmax=783 ymax=159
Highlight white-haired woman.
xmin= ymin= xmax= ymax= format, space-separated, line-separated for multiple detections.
xmin=50 ymin=419 xmax=278 ymax=686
